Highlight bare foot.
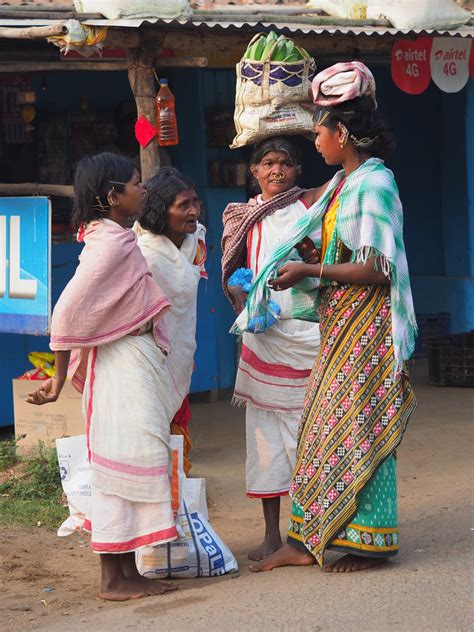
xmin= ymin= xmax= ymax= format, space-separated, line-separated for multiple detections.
xmin=249 ymin=543 xmax=314 ymax=573
xmin=98 ymin=576 xmax=177 ymax=601
xmin=137 ymin=577 xmax=177 ymax=593
xmin=248 ymin=534 xmax=283 ymax=561
xmin=120 ymin=556 xmax=177 ymax=593
xmin=323 ymin=554 xmax=389 ymax=573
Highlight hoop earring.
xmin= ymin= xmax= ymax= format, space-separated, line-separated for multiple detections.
xmin=338 ymin=123 xmax=349 ymax=149
xmin=107 ymin=188 xmax=116 ymax=207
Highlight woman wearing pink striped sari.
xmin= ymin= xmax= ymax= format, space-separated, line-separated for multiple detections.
xmin=27 ymin=153 xmax=178 ymax=601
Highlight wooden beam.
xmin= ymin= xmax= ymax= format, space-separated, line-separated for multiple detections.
xmin=159 ymin=28 xmax=395 ymax=67
xmin=0 ymin=183 xmax=73 ymax=198
xmin=0 ymin=58 xmax=208 ymax=74
xmin=191 ymin=13 xmax=388 ymax=27
xmin=0 ymin=10 xmax=102 ymax=19
xmin=0 ymin=61 xmax=128 ymax=72
xmin=0 ymin=23 xmax=67 ymax=40
xmin=103 ymin=28 xmax=140 ymax=48
xmin=128 ymin=48 xmax=160 ymax=182
xmin=157 ymin=56 xmax=208 ymax=68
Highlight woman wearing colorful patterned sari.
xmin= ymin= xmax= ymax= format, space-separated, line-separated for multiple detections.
xmin=248 ymin=62 xmax=417 ymax=573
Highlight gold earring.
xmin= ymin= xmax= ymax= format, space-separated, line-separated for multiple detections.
xmin=107 ymin=188 xmax=116 ymax=207
xmin=338 ymin=123 xmax=349 ymax=149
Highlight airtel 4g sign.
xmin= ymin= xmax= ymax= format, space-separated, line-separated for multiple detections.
xmin=0 ymin=197 xmax=51 ymax=335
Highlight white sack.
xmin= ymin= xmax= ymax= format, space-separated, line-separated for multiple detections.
xmin=74 ymin=0 xmax=189 ymax=20
xmin=56 ymin=434 xmax=91 ymax=536
xmin=367 ymin=0 xmax=471 ymax=30
xmin=307 ymin=1 xmax=367 ymax=19
xmin=136 ymin=477 xmax=238 ymax=579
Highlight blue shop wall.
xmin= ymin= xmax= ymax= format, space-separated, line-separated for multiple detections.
xmin=1 ymin=66 xmax=473 ymax=425
xmin=0 ymin=69 xmax=241 ymax=427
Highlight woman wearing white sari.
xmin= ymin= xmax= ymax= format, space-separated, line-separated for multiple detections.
xmin=135 ymin=168 xmax=207 ymax=473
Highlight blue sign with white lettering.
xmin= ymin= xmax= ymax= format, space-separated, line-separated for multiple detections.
xmin=0 ymin=197 xmax=51 ymax=335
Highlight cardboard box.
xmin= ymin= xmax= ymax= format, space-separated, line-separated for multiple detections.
xmin=12 ymin=379 xmax=84 ymax=453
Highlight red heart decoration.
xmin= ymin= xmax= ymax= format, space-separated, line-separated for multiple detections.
xmin=134 ymin=115 xmax=157 ymax=148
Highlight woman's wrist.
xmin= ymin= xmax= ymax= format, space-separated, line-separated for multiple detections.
xmin=54 ymin=374 xmax=67 ymax=384
xmin=303 ymin=262 xmax=321 ymax=278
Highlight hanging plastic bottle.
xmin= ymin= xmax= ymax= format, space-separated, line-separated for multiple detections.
xmin=155 ymin=78 xmax=178 ymax=146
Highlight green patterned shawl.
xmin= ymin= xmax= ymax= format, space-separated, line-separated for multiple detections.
xmin=244 ymin=158 xmax=417 ymax=375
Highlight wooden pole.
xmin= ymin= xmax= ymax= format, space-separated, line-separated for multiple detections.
xmin=0 ymin=183 xmax=73 ymax=198
xmin=0 ymin=23 xmax=68 ymax=40
xmin=128 ymin=48 xmax=160 ymax=182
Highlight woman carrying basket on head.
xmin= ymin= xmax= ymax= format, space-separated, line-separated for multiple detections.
xmin=222 ymin=137 xmax=327 ymax=561
xmin=248 ymin=62 xmax=417 ymax=573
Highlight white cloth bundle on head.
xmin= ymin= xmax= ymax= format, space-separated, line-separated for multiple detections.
xmin=312 ymin=61 xmax=377 ymax=107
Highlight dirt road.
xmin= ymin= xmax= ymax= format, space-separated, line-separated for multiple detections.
xmin=1 ymin=361 xmax=473 ymax=631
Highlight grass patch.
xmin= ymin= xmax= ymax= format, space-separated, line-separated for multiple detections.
xmin=0 ymin=439 xmax=67 ymax=529
xmin=0 ymin=497 xmax=67 ymax=529
xmin=0 ymin=434 xmax=21 ymax=469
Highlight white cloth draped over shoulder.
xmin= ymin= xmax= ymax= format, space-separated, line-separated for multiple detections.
xmin=83 ymin=333 xmax=179 ymax=552
xmin=135 ymin=222 xmax=207 ymax=419
xmin=234 ymin=196 xmax=321 ymax=413
xmin=52 ymin=219 xmax=181 ymax=552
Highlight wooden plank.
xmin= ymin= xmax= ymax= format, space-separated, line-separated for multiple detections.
xmin=0 ymin=10 xmax=102 ymax=19
xmin=0 ymin=58 xmax=208 ymax=73
xmin=191 ymin=13 xmax=389 ymax=26
xmin=160 ymin=29 xmax=395 ymax=67
xmin=0 ymin=61 xmax=128 ymax=72
xmin=0 ymin=183 xmax=74 ymax=198
xmin=103 ymin=28 xmax=140 ymax=48
xmin=157 ymin=56 xmax=208 ymax=68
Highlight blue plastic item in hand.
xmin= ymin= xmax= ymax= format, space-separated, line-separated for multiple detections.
xmin=247 ymin=300 xmax=281 ymax=333
xmin=228 ymin=267 xmax=254 ymax=293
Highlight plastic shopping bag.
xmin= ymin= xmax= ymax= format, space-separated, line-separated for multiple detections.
xmin=136 ymin=439 xmax=238 ymax=579
xmin=136 ymin=488 xmax=238 ymax=579
xmin=56 ymin=434 xmax=92 ymax=536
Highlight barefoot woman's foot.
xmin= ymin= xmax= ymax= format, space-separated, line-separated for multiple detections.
xmin=249 ymin=543 xmax=314 ymax=572
xmin=99 ymin=575 xmax=178 ymax=601
xmin=248 ymin=534 xmax=283 ymax=561
xmin=323 ymin=554 xmax=389 ymax=573
xmin=120 ymin=554 xmax=177 ymax=593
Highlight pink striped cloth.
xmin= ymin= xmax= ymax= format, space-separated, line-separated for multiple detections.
xmin=50 ymin=219 xmax=170 ymax=392
xmin=312 ymin=61 xmax=377 ymax=107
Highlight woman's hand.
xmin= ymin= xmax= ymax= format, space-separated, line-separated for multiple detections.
xmin=26 ymin=376 xmax=65 ymax=406
xmin=295 ymin=237 xmax=320 ymax=264
xmin=269 ymin=262 xmax=311 ymax=291
xmin=228 ymin=284 xmax=247 ymax=313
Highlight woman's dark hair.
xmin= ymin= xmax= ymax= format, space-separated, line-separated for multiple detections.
xmin=140 ymin=167 xmax=195 ymax=235
xmin=314 ymin=95 xmax=395 ymax=160
xmin=250 ymin=136 xmax=301 ymax=167
xmin=72 ymin=152 xmax=135 ymax=230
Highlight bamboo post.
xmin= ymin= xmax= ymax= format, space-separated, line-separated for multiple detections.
xmin=128 ymin=48 xmax=160 ymax=182
xmin=0 ymin=23 xmax=68 ymax=40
